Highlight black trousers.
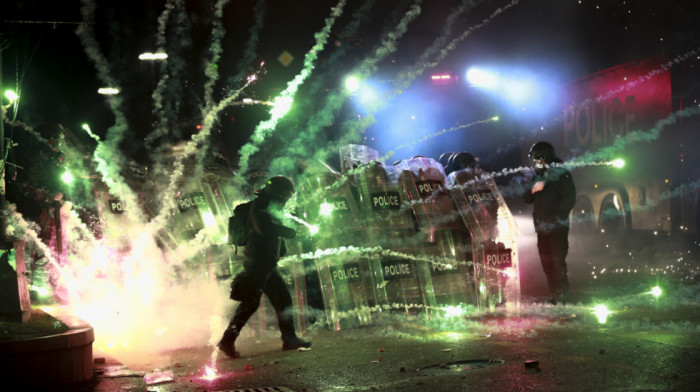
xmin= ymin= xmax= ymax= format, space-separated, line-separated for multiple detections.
xmin=228 ymin=267 xmax=296 ymax=341
xmin=536 ymin=228 xmax=570 ymax=295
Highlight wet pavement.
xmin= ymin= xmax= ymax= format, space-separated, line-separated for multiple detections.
xmin=50 ymin=282 xmax=700 ymax=392
xmin=32 ymin=232 xmax=700 ymax=391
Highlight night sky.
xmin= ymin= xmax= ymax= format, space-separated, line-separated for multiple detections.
xmin=2 ymin=0 xmax=699 ymax=173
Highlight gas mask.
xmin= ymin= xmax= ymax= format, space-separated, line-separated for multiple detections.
xmin=530 ymin=153 xmax=548 ymax=174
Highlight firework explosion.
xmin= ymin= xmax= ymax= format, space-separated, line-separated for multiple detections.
xmin=1 ymin=1 xmax=698 ymax=368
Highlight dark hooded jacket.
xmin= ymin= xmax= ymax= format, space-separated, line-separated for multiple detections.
xmin=522 ymin=158 xmax=576 ymax=233
xmin=243 ymin=193 xmax=296 ymax=276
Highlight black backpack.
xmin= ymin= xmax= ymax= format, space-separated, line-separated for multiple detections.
xmin=228 ymin=201 xmax=253 ymax=247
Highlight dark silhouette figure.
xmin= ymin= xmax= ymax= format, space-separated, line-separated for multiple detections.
xmin=522 ymin=142 xmax=576 ymax=304
xmin=217 ymin=176 xmax=311 ymax=358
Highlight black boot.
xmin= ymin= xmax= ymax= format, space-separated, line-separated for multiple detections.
xmin=549 ymin=289 xmax=564 ymax=305
xmin=217 ymin=326 xmax=241 ymax=358
xmin=282 ymin=336 xmax=312 ymax=351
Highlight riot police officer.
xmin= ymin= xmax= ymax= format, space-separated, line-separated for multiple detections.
xmin=217 ymin=176 xmax=311 ymax=358
xmin=522 ymin=142 xmax=576 ymax=304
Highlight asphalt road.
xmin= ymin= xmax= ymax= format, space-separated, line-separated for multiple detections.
xmin=45 ymin=231 xmax=700 ymax=391
xmin=51 ymin=284 xmax=700 ymax=392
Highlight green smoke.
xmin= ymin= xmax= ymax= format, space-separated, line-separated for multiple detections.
xmin=236 ymin=0 xmax=348 ymax=177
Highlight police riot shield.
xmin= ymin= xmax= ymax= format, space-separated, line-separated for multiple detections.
xmin=426 ymin=230 xmax=477 ymax=306
xmin=394 ymin=157 xmax=464 ymax=234
xmin=448 ymin=168 xmax=521 ymax=310
xmin=313 ymin=253 xmax=379 ymax=330
xmin=303 ymin=171 xmax=380 ymax=330
xmin=339 ymin=144 xmax=380 ymax=173
xmin=93 ymin=183 xmax=135 ymax=251
xmin=356 ymin=162 xmax=414 ymax=249
xmin=394 ymin=157 xmax=475 ymax=308
xmin=351 ymin=160 xmax=433 ymax=316
xmin=309 ymin=173 xmax=364 ymax=248
xmin=174 ymin=189 xmax=228 ymax=279
xmin=278 ymin=250 xmax=309 ymax=334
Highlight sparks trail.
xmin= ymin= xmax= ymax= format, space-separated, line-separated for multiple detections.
xmin=227 ymin=99 xmax=272 ymax=107
xmin=80 ymin=124 xmax=101 ymax=142
xmin=572 ymin=106 xmax=700 ymax=163
xmin=149 ymin=76 xmax=257 ymax=233
xmin=329 ymin=0 xmax=521 ymax=156
xmin=379 ymin=117 xmax=499 ymax=162
xmin=316 ymin=0 xmax=425 ymax=161
xmin=236 ymin=0 xmax=348 ymax=177
xmin=77 ymin=0 xmax=119 ymax=94
xmin=394 ymin=0 xmax=520 ymax=93
xmin=302 ymin=0 xmax=379 ymax=100
xmin=491 ymin=107 xmax=700 ymax=221
xmin=231 ymin=0 xmax=267 ymax=84
xmin=193 ymin=72 xmax=265 ymax=180
xmin=78 ymin=0 xmax=144 ymax=224
xmin=146 ymin=0 xmax=181 ymax=148
xmin=2 ymin=118 xmax=52 ymax=146
xmin=393 ymin=0 xmax=483 ymax=91
xmin=167 ymin=226 xmax=222 ymax=267
xmin=482 ymin=47 xmax=700 ymax=164
xmin=7 ymin=206 xmax=77 ymax=300
xmin=268 ymin=0 xmax=423 ymax=177
xmin=277 ymin=245 xmax=473 ymax=274
xmin=202 ymin=0 xmax=231 ymax=111
xmin=300 ymin=284 xmax=700 ymax=335
xmin=593 ymin=179 xmax=700 ymax=224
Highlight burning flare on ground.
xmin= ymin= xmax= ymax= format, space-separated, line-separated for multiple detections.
xmin=200 ymin=363 xmax=220 ymax=381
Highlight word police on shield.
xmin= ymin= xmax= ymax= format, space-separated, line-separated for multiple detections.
xmin=415 ymin=180 xmax=444 ymax=201
xmin=177 ymin=192 xmax=207 ymax=212
xmin=381 ymin=259 xmax=414 ymax=280
xmin=370 ymin=192 xmax=401 ymax=210
xmin=327 ymin=197 xmax=351 ymax=214
xmin=485 ymin=248 xmax=512 ymax=269
xmin=430 ymin=260 xmax=459 ymax=275
xmin=330 ymin=262 xmax=362 ymax=283
xmin=109 ymin=199 xmax=125 ymax=214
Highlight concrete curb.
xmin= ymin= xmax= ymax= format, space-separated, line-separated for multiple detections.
xmin=0 ymin=309 xmax=94 ymax=388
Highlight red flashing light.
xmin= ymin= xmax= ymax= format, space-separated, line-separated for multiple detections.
xmin=196 ymin=124 xmax=203 ymax=130
xmin=430 ymin=74 xmax=458 ymax=85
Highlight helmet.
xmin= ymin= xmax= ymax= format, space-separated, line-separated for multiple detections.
xmin=438 ymin=152 xmax=454 ymax=171
xmin=263 ymin=176 xmax=295 ymax=202
xmin=449 ymin=152 xmax=476 ymax=172
xmin=529 ymin=141 xmax=556 ymax=164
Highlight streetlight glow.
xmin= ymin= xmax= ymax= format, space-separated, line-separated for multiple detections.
xmin=98 ymin=87 xmax=120 ymax=95
xmin=138 ymin=52 xmax=168 ymax=60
